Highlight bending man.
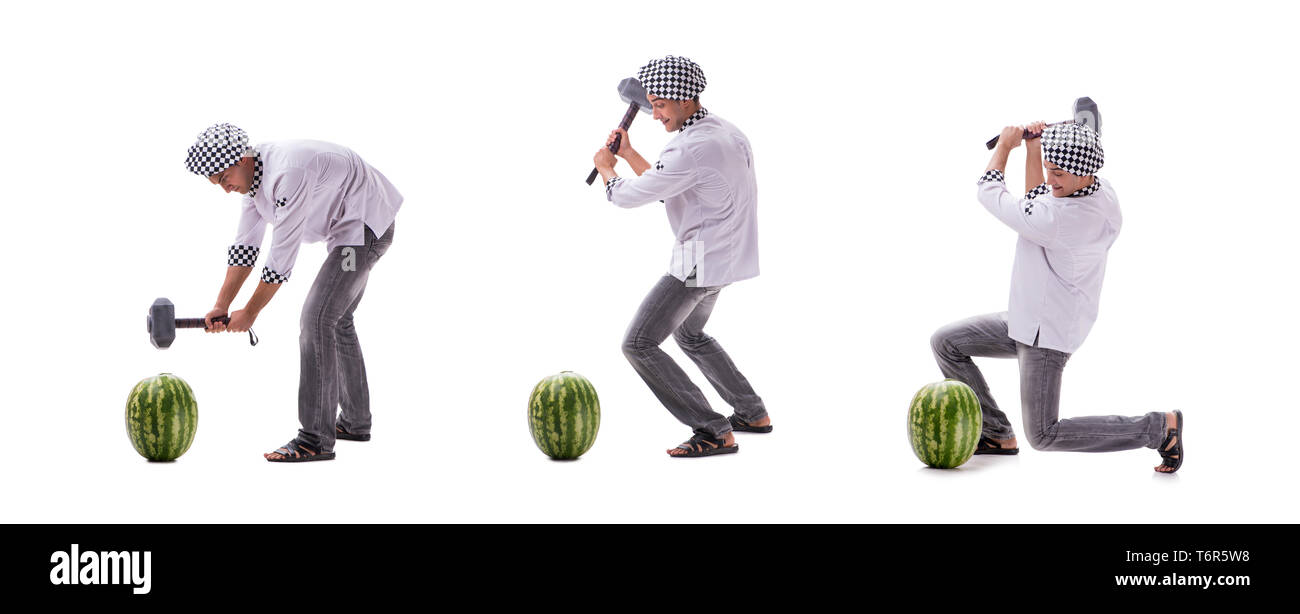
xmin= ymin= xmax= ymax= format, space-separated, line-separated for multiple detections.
xmin=185 ymin=123 xmax=402 ymax=462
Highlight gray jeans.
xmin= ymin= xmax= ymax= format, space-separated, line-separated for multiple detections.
xmin=297 ymin=223 xmax=395 ymax=452
xmin=930 ymin=312 xmax=1165 ymax=452
xmin=623 ymin=275 xmax=768 ymax=439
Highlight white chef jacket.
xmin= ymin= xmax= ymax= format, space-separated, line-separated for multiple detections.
xmin=976 ymin=170 xmax=1122 ymax=353
xmin=227 ymin=140 xmax=403 ymax=283
xmin=605 ymin=113 xmax=759 ymax=287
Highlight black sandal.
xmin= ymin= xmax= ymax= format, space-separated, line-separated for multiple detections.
xmin=728 ymin=414 xmax=773 ymax=434
xmin=974 ymin=435 xmax=1019 ymax=455
xmin=670 ymin=432 xmax=739 ymax=458
xmin=336 ymin=423 xmax=371 ymax=442
xmin=1155 ymin=410 xmax=1183 ymax=474
xmin=266 ymin=439 xmax=335 ymax=463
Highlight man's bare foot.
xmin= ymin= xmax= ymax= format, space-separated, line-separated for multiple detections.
xmin=667 ymin=431 xmax=738 ymax=457
xmin=1155 ymin=411 xmax=1181 ymax=473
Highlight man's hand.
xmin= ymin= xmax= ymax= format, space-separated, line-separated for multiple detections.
xmin=594 ymin=147 xmax=617 ymax=172
xmin=606 ymin=128 xmax=635 ymax=159
xmin=1025 ymin=121 xmax=1046 ymax=145
xmin=225 ymin=309 xmax=256 ymax=333
xmin=997 ymin=125 xmax=1025 ymax=151
xmin=204 ymin=308 xmax=229 ymax=333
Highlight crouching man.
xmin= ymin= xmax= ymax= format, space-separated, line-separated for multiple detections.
xmin=930 ymin=121 xmax=1183 ymax=473
xmin=594 ymin=56 xmax=772 ymax=458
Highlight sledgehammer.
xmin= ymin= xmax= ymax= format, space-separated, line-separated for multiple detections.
xmin=147 ymin=297 xmax=257 ymax=349
xmin=586 ymin=77 xmax=653 ymax=185
xmin=985 ymin=97 xmax=1101 ymax=149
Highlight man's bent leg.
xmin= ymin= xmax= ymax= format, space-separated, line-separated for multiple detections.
xmin=622 ymin=275 xmax=731 ymax=439
xmin=672 ymin=289 xmax=768 ymax=424
xmin=1017 ymin=343 xmax=1166 ymax=452
xmin=930 ymin=312 xmax=1020 ymax=439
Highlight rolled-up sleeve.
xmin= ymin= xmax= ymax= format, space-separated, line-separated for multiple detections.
xmin=977 ymin=170 xmax=1059 ymax=247
xmin=606 ymin=143 xmax=697 ymax=208
xmin=261 ymin=168 xmax=311 ymax=284
xmin=228 ymin=200 xmax=266 ymax=267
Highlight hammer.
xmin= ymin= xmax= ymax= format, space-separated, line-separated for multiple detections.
xmin=586 ymin=77 xmax=653 ymax=185
xmin=985 ymin=97 xmax=1102 ymax=149
xmin=147 ymin=297 xmax=257 ymax=349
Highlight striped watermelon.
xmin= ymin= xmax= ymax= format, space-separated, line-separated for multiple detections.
xmin=908 ymin=379 xmax=981 ymax=469
xmin=528 ymin=371 xmax=600 ymax=460
xmin=126 ymin=373 xmax=198 ymax=462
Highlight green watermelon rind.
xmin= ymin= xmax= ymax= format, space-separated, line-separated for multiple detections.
xmin=907 ymin=379 xmax=982 ymax=469
xmin=528 ymin=371 xmax=600 ymax=460
xmin=126 ymin=373 xmax=198 ymax=462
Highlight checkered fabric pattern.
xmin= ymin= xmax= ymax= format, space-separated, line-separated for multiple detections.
xmin=654 ymin=160 xmax=664 ymax=171
xmin=185 ymin=123 xmax=249 ymax=176
xmin=605 ymin=176 xmax=624 ymax=200
xmin=1042 ymin=122 xmax=1104 ymax=177
xmin=1067 ymin=181 xmax=1101 ymax=198
xmin=261 ymin=267 xmax=290 ymax=284
xmin=247 ymin=154 xmax=264 ymax=198
xmin=228 ymin=245 xmax=260 ymax=267
xmin=979 ymin=169 xmax=1005 ymax=184
xmin=637 ymin=55 xmax=707 ymax=101
xmin=275 ymin=197 xmax=287 ymax=208
xmin=679 ymin=107 xmax=709 ymax=132
xmin=1025 ymin=183 xmax=1050 ymax=200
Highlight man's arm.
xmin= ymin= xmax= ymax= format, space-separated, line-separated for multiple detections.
xmin=205 ymin=265 xmax=278 ymax=333
xmin=608 ymin=128 xmax=652 ymax=176
xmin=1024 ymin=121 xmax=1045 ymax=194
xmin=204 ymin=265 xmax=251 ymax=331
xmin=595 ymin=147 xmax=619 ymax=186
xmin=985 ymin=125 xmax=1022 ymax=174
xmin=600 ymin=143 xmax=697 ymax=208
xmin=214 ymin=265 xmax=251 ymax=312
xmin=594 ymin=128 xmax=655 ymax=185
xmin=227 ymin=281 xmax=281 ymax=332
xmin=976 ymin=126 xmax=1060 ymax=247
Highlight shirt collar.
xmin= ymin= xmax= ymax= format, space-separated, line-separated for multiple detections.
xmin=679 ymin=107 xmax=709 ymax=131
xmin=247 ymin=152 xmax=264 ymax=198
xmin=1067 ymin=177 xmax=1100 ymax=198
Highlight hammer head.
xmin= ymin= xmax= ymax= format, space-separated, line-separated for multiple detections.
xmin=618 ymin=78 xmax=652 ymax=115
xmin=148 ymin=298 xmax=176 ymax=349
xmin=1072 ymin=97 xmax=1101 ymax=135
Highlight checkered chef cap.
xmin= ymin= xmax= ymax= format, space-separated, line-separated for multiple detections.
xmin=637 ymin=55 xmax=706 ymax=101
xmin=185 ymin=123 xmax=250 ymax=176
xmin=1042 ymin=122 xmax=1104 ymax=176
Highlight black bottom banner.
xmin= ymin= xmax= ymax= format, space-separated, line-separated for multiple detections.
xmin=7 ymin=523 xmax=1291 ymax=604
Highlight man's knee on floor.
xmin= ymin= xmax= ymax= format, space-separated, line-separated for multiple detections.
xmin=1024 ymin=426 xmax=1059 ymax=451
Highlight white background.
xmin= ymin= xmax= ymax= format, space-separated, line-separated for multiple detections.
xmin=1 ymin=0 xmax=1295 ymax=523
